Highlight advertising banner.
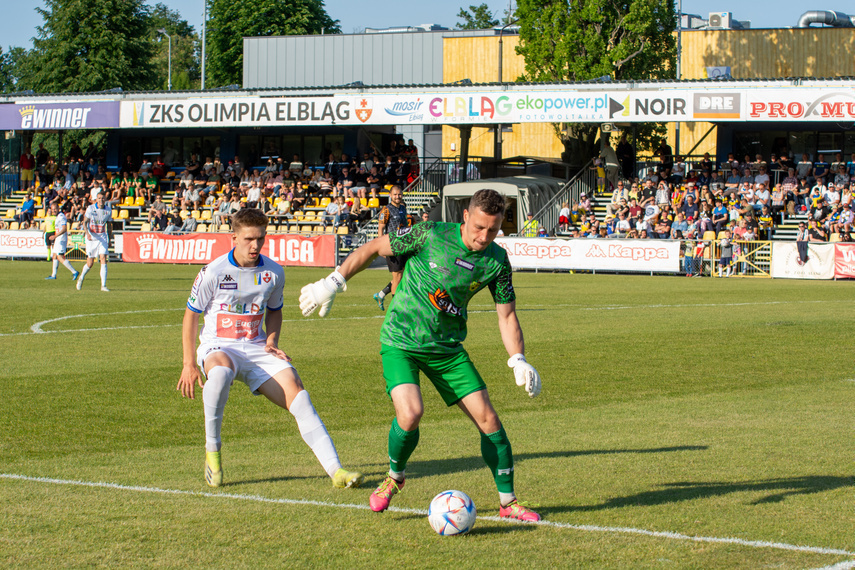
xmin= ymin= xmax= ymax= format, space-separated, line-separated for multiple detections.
xmin=0 ymin=101 xmax=121 ymax=130
xmin=770 ymin=242 xmax=835 ymax=279
xmin=833 ymin=243 xmax=855 ymax=278
xmin=745 ymin=89 xmax=855 ymax=121
xmin=0 ymin=230 xmax=49 ymax=258
xmin=495 ymin=237 xmax=681 ymax=273
xmin=121 ymin=232 xmax=336 ymax=267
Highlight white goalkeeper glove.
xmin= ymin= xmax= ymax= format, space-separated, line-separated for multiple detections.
xmin=299 ymin=269 xmax=346 ymax=317
xmin=507 ymin=353 xmax=541 ymax=398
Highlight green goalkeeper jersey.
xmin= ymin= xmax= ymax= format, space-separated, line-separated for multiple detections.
xmin=379 ymin=221 xmax=515 ymax=354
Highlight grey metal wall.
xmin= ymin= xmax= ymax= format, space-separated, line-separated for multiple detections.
xmin=243 ymin=30 xmax=500 ymax=89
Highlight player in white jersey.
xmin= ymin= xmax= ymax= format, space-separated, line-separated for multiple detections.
xmin=177 ymin=208 xmax=363 ymax=490
xmin=76 ymin=190 xmax=111 ymax=292
xmin=44 ymin=202 xmax=79 ymax=280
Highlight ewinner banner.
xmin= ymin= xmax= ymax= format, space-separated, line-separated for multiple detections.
xmin=495 ymin=237 xmax=680 ymax=272
xmin=122 ymin=232 xmax=336 ymax=267
xmin=0 ymin=101 xmax=120 ymax=130
xmin=0 ymin=230 xmax=48 ymax=259
xmin=833 ymin=243 xmax=855 ymax=278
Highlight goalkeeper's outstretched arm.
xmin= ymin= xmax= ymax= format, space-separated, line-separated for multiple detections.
xmin=338 ymin=234 xmax=394 ymax=280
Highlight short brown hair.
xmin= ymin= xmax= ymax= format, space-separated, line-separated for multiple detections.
xmin=231 ymin=208 xmax=267 ymax=232
xmin=468 ymin=188 xmax=506 ymax=216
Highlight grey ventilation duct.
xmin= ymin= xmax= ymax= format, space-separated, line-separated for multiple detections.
xmin=797 ymin=10 xmax=854 ymax=27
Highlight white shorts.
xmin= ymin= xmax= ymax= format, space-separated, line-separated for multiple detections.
xmin=53 ymin=236 xmax=68 ymax=255
xmin=197 ymin=341 xmax=294 ymax=394
xmin=86 ymin=236 xmax=109 ymax=258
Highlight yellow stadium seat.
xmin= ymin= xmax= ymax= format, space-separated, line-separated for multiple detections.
xmin=180 ymin=210 xmax=189 ymax=220
xmin=166 ymin=171 xmax=176 ymax=179
xmin=201 ymin=209 xmax=212 ymax=221
xmin=324 ymin=225 xmax=334 ymax=234
xmin=717 ymin=231 xmax=727 ymax=239
xmin=384 ymin=184 xmax=393 ymax=190
xmin=111 ymin=209 xmax=119 ymax=219
xmin=35 ymin=209 xmax=45 ymax=219
xmin=219 ymin=224 xmax=231 ymax=232
xmin=119 ymin=210 xmax=130 ymax=220
xmin=140 ymin=222 xmax=151 ymax=232
xmin=9 ymin=221 xmax=19 ymax=230
xmin=368 ymin=198 xmax=380 ymax=208
xmin=300 ymin=225 xmax=312 ymax=233
xmin=124 ymin=197 xmax=134 ymax=206
xmin=135 ymin=196 xmax=145 ymax=206
xmin=266 ymin=225 xmax=277 ymax=234
xmin=71 ymin=221 xmax=81 ymax=230
xmin=33 ymin=196 xmax=42 ymax=205
xmin=360 ymin=198 xmax=368 ymax=207
xmin=192 ymin=210 xmax=201 ymax=220
xmin=702 ymin=231 xmax=716 ymax=241
xmin=5 ymin=209 xmax=13 ymax=218
xmin=196 ymin=224 xmax=207 ymax=233
xmin=830 ymin=232 xmax=841 ymax=242
xmin=336 ymin=226 xmax=349 ymax=235
xmin=304 ymin=211 xmax=317 ymax=220
xmin=320 ymin=197 xmax=331 ymax=207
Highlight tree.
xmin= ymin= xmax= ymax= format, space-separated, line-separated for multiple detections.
xmin=19 ymin=0 xmax=157 ymax=93
xmin=515 ymin=0 xmax=676 ymax=165
xmin=149 ymin=3 xmax=201 ymax=90
xmin=206 ymin=0 xmax=341 ymax=88
xmin=455 ymin=4 xmax=500 ymax=29
xmin=0 ymin=47 xmax=27 ymax=93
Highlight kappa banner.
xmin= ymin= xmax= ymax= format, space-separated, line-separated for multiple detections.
xmin=0 ymin=230 xmax=48 ymax=259
xmin=495 ymin=237 xmax=681 ymax=272
xmin=122 ymin=233 xmax=336 ymax=267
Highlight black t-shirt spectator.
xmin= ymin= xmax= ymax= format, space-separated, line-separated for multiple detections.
xmin=151 ymin=212 xmax=168 ymax=231
xmin=641 ymin=187 xmax=656 ymax=204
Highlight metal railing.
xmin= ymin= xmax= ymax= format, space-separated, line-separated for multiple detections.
xmin=516 ymin=159 xmax=595 ymax=236
xmin=1 ymin=162 xmax=19 ymax=197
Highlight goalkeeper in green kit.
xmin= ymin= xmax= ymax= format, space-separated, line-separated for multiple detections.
xmin=300 ymin=188 xmax=542 ymax=521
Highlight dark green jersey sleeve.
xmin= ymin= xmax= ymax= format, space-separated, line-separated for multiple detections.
xmin=488 ymin=255 xmax=516 ymax=304
xmin=389 ymin=221 xmax=434 ymax=257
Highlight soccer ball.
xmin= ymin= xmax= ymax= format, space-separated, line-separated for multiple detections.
xmin=428 ymin=490 xmax=476 ymax=536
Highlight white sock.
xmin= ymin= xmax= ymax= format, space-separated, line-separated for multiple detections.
xmin=62 ymin=259 xmax=75 ymax=274
xmin=51 ymin=259 xmax=58 ymax=277
xmin=289 ymin=390 xmax=341 ymax=477
xmin=377 ymin=290 xmax=386 ymax=299
xmin=203 ymin=366 xmax=235 ymax=452
xmin=80 ymin=264 xmax=91 ymax=281
xmin=100 ymin=265 xmax=108 ymax=287
xmin=389 ymin=469 xmax=405 ymax=482
xmin=499 ymin=492 xmax=517 ymax=507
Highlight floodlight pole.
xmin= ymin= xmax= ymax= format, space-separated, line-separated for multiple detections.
xmin=675 ymin=0 xmax=682 ymax=157
xmin=496 ymin=18 xmax=519 ymax=164
xmin=157 ymin=29 xmax=172 ymax=91
xmin=201 ymin=1 xmax=207 ymax=90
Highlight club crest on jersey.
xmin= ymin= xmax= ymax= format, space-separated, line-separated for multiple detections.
xmin=455 ymin=258 xmax=475 ymax=271
xmin=253 ymin=271 xmax=272 ymax=285
xmin=469 ymin=280 xmax=482 ymax=292
xmin=428 ymin=288 xmax=463 ymax=316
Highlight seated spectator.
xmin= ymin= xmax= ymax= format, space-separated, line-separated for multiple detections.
xmin=15 ymin=193 xmax=36 ymax=223
xmin=163 ymin=210 xmax=183 ymax=234
xmin=246 ymin=182 xmax=262 ymax=209
xmin=754 ymin=183 xmax=771 ymax=211
xmin=813 ymin=154 xmax=829 ymax=181
xmin=151 ymin=208 xmax=169 ymax=231
xmin=808 ymin=219 xmax=826 ymax=242
xmin=670 ymin=212 xmax=688 ymax=238
xmin=578 ymin=192 xmax=592 ymax=213
xmin=725 ymin=167 xmax=741 ymax=193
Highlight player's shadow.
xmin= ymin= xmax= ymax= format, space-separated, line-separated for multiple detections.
xmin=540 ymin=475 xmax=853 ymax=516
xmin=398 ymin=445 xmax=709 ymax=478
xmin=227 ymin=474 xmax=320 ymax=486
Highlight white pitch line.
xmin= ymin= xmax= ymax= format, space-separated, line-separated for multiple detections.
xmin=811 ymin=561 xmax=855 ymax=570
xmin=0 ymin=473 xmax=851 ymax=558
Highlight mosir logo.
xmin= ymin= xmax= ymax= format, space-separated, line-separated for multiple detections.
xmin=20 ymin=105 xmax=95 ymax=129
xmin=267 ymin=239 xmax=315 ymax=263
xmin=137 ymin=236 xmax=217 ymax=261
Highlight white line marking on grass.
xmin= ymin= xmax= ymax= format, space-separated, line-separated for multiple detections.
xmin=30 ymin=309 xmax=184 ymax=333
xmin=810 ymin=561 xmax=855 ymax=570
xmin=1 ymin=473 xmax=852 ymax=558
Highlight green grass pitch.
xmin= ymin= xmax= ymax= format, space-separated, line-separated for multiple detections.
xmin=0 ymin=259 xmax=852 ymax=568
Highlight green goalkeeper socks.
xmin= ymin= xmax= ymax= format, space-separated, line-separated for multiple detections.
xmin=388 ymin=417 xmax=419 ymax=474
xmin=481 ymin=426 xmax=515 ymax=494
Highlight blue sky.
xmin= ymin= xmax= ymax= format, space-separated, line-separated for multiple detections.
xmin=4 ymin=1 xmax=850 ymax=51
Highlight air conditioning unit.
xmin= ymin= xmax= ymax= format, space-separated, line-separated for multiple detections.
xmin=708 ymin=12 xmax=733 ymax=28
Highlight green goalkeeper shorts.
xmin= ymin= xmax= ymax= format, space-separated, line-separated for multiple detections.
xmin=380 ymin=344 xmax=487 ymax=406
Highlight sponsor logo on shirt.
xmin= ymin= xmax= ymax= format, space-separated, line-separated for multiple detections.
xmin=454 ymin=258 xmax=474 ymax=271
xmin=216 ymin=313 xmax=263 ymax=340
xmin=428 ymin=288 xmax=463 ymax=316
xmin=428 ymin=261 xmax=450 ymax=276
xmin=218 ymin=302 xmax=261 ymax=314
xmin=221 ymin=274 xmax=235 ymax=282
xmin=219 ymin=283 xmax=237 ymax=290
